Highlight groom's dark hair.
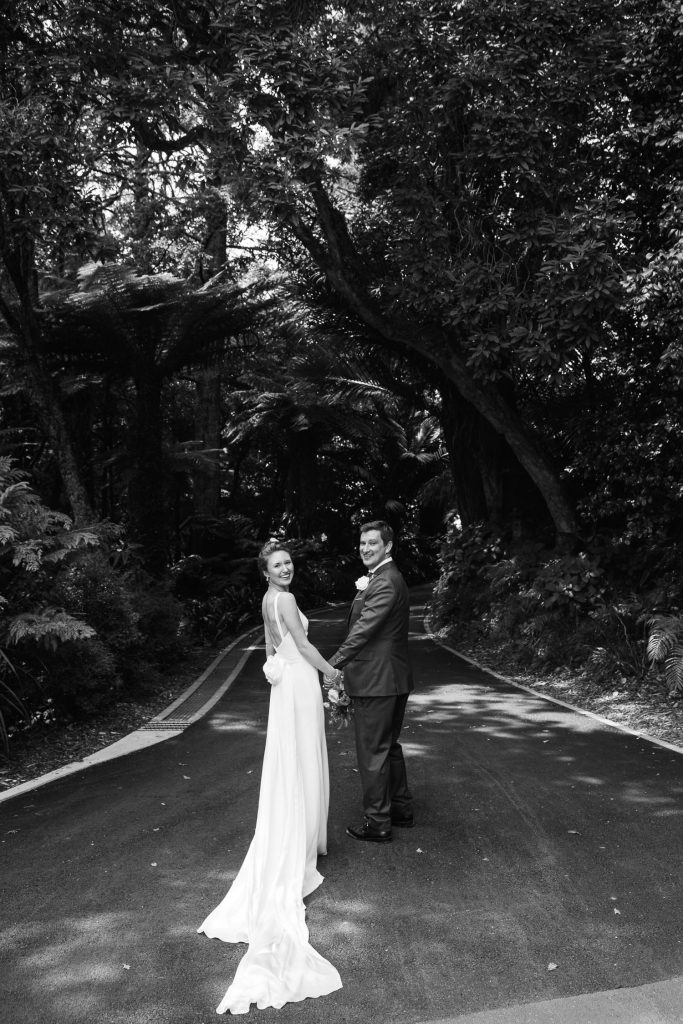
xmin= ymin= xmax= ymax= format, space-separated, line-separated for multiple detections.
xmin=360 ymin=519 xmax=394 ymax=545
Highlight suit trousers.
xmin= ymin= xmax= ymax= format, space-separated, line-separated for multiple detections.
xmin=352 ymin=692 xmax=412 ymax=829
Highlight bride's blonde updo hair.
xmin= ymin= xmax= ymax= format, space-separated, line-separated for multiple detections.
xmin=258 ymin=539 xmax=292 ymax=579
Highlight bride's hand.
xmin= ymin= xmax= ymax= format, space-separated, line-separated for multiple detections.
xmin=323 ymin=668 xmax=343 ymax=689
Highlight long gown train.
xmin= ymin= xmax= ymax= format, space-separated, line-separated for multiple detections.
xmin=198 ymin=600 xmax=342 ymax=1015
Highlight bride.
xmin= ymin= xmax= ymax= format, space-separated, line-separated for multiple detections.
xmin=198 ymin=540 xmax=343 ymax=1014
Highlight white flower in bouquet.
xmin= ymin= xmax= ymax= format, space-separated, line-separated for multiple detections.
xmin=325 ymin=681 xmax=353 ymax=728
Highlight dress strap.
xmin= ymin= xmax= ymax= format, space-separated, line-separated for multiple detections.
xmin=273 ymin=591 xmax=287 ymax=644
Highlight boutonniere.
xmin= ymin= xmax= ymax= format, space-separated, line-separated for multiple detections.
xmin=355 ymin=575 xmax=370 ymax=591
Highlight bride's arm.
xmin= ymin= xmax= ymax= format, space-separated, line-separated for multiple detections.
xmin=277 ymin=593 xmax=342 ymax=680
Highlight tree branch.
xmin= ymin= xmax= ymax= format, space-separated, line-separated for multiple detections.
xmin=285 ymin=181 xmax=577 ymax=540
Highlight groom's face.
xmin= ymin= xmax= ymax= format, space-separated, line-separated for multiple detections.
xmin=359 ymin=529 xmax=392 ymax=571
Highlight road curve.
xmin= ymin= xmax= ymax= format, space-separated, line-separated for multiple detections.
xmin=1 ymin=595 xmax=682 ymax=1024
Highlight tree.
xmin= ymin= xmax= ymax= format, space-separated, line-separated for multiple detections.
xmin=41 ymin=264 xmax=276 ymax=572
xmin=165 ymin=0 xmax=666 ymax=546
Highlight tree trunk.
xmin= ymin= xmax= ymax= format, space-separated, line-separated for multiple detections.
xmin=439 ymin=383 xmax=496 ymax=527
xmin=287 ymin=184 xmax=578 ymax=548
xmin=191 ymin=370 xmax=223 ymax=554
xmin=27 ymin=358 xmax=95 ymax=526
xmin=129 ymin=373 xmax=168 ymax=574
xmin=285 ymin=428 xmax=319 ymax=536
xmin=0 ymin=231 xmax=95 ymax=526
xmin=190 ymin=173 xmax=228 ymax=553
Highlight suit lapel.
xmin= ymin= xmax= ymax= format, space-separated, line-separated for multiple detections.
xmin=347 ymin=561 xmax=393 ymax=626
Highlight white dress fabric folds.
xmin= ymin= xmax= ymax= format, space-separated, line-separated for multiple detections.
xmin=198 ymin=596 xmax=342 ymax=1015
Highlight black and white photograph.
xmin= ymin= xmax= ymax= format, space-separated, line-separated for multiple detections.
xmin=1 ymin=2 xmax=683 ymax=1022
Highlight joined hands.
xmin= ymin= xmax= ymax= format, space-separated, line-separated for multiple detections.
xmin=323 ymin=668 xmax=344 ymax=689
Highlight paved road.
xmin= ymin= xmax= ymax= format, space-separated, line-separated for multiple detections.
xmin=1 ymin=597 xmax=682 ymax=1024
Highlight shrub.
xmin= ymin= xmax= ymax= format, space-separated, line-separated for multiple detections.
xmin=646 ymin=614 xmax=683 ymax=695
xmin=429 ymin=518 xmax=506 ymax=629
xmin=0 ymin=457 xmax=188 ymax=746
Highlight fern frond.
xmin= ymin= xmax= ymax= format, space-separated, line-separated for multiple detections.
xmin=664 ymin=643 xmax=683 ymax=695
xmin=11 ymin=541 xmax=43 ymax=572
xmin=7 ymin=610 xmax=97 ymax=650
xmin=0 ymin=456 xmax=27 ymax=484
xmin=0 ymin=481 xmax=38 ymax=508
xmin=42 ymin=530 xmax=100 ymax=562
xmin=646 ymin=615 xmax=683 ymax=663
xmin=0 ymin=525 xmax=18 ymax=545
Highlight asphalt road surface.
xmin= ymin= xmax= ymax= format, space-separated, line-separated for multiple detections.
xmin=1 ymin=597 xmax=682 ymax=1024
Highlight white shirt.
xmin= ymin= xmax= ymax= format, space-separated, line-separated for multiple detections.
xmin=368 ymin=556 xmax=393 ymax=576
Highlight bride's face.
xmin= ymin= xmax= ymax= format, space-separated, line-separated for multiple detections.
xmin=265 ymin=550 xmax=294 ymax=588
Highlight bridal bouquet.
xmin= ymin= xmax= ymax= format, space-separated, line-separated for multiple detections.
xmin=324 ymin=683 xmax=353 ymax=728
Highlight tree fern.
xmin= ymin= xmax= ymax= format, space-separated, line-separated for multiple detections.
xmin=646 ymin=615 xmax=683 ymax=694
xmin=7 ymin=609 xmax=97 ymax=651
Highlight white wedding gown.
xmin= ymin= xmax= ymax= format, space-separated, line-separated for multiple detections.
xmin=198 ymin=595 xmax=342 ymax=1015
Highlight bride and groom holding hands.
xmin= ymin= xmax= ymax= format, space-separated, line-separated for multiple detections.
xmin=198 ymin=520 xmax=414 ymax=1015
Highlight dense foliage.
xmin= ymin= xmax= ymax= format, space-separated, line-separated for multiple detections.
xmin=1 ymin=0 xmax=683 ymax=751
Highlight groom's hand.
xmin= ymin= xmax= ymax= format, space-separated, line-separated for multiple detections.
xmin=323 ymin=668 xmax=343 ymax=689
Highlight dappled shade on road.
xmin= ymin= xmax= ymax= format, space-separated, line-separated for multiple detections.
xmin=1 ymin=599 xmax=682 ymax=1024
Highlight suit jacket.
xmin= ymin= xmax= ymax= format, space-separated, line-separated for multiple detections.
xmin=332 ymin=560 xmax=413 ymax=698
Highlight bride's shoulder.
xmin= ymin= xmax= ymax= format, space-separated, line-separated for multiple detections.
xmin=277 ymin=591 xmax=300 ymax=617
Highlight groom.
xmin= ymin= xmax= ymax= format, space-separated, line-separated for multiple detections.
xmin=328 ymin=520 xmax=414 ymax=843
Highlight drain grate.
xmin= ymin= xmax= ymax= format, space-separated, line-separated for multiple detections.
xmin=139 ymin=638 xmax=263 ymax=732
xmin=139 ymin=719 xmax=188 ymax=731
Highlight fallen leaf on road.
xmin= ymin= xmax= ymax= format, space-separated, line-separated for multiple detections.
xmin=547 ymin=963 xmax=558 ymax=971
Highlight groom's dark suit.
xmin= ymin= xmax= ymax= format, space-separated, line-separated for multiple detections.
xmin=331 ymin=559 xmax=413 ymax=831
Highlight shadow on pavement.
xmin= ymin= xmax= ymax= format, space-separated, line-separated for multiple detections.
xmin=1 ymin=598 xmax=682 ymax=1024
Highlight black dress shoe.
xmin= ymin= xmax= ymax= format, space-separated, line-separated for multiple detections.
xmin=391 ymin=814 xmax=415 ymax=828
xmin=346 ymin=821 xmax=392 ymax=843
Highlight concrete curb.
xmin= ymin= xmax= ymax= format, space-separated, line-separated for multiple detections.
xmin=0 ymin=601 xmax=347 ymax=805
xmin=424 ymin=616 xmax=683 ymax=758
xmin=6 ymin=597 xmax=680 ymax=806
xmin=415 ymin=974 xmax=683 ymax=1024
xmin=0 ymin=620 xmax=266 ymax=805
